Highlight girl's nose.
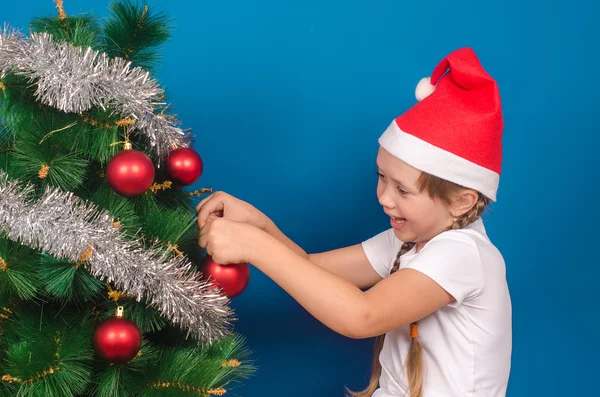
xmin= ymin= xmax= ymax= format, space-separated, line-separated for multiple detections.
xmin=378 ymin=186 xmax=396 ymax=209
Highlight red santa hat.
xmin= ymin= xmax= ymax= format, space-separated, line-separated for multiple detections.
xmin=378 ymin=47 xmax=503 ymax=201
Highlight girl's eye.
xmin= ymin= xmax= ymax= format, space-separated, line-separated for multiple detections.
xmin=377 ymin=171 xmax=408 ymax=194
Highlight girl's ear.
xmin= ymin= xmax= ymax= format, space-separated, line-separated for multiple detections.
xmin=449 ymin=189 xmax=479 ymax=218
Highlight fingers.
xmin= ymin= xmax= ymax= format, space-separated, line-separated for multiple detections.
xmin=195 ymin=190 xmax=220 ymax=213
xmin=196 ymin=192 xmax=226 ymax=228
xmin=200 ymin=201 xmax=224 ymax=228
xmin=198 ymin=217 xmax=222 ymax=250
xmin=198 ymin=222 xmax=209 ymax=249
xmin=205 ymin=212 xmax=221 ymax=225
xmin=195 ymin=194 xmax=212 ymax=213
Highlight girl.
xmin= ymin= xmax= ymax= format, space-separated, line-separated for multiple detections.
xmin=196 ymin=47 xmax=512 ymax=397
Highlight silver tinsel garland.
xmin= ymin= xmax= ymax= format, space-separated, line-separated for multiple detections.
xmin=0 ymin=28 xmax=190 ymax=160
xmin=0 ymin=170 xmax=232 ymax=343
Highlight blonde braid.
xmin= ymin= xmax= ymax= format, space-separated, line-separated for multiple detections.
xmin=389 ymin=242 xmax=422 ymax=397
xmin=390 ymin=241 xmax=416 ymax=274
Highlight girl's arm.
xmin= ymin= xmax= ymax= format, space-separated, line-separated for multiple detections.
xmin=199 ymin=218 xmax=454 ymax=339
xmin=197 ymin=191 xmax=382 ymax=289
xmin=250 ymin=229 xmax=454 ymax=338
xmin=264 ymin=218 xmax=383 ymax=289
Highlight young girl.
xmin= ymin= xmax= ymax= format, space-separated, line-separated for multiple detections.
xmin=196 ymin=47 xmax=512 ymax=397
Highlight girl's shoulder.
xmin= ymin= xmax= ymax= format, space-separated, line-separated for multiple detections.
xmin=405 ymin=219 xmax=504 ymax=306
xmin=428 ymin=218 xmax=495 ymax=252
xmin=417 ymin=217 xmax=505 ymax=276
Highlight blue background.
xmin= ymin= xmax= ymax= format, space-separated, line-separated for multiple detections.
xmin=4 ymin=0 xmax=598 ymax=396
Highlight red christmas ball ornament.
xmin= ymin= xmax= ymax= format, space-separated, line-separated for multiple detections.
xmin=94 ymin=306 xmax=142 ymax=364
xmin=106 ymin=143 xmax=155 ymax=197
xmin=199 ymin=255 xmax=250 ymax=298
xmin=164 ymin=147 xmax=203 ymax=186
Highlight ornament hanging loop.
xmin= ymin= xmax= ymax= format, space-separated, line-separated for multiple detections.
xmin=116 ymin=306 xmax=124 ymax=318
xmin=109 ymin=140 xmax=133 ymax=150
xmin=123 ymin=127 xmax=133 ymax=150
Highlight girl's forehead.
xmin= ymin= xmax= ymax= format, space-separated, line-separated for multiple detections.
xmin=377 ymin=149 xmax=422 ymax=186
xmin=377 ymin=148 xmax=420 ymax=174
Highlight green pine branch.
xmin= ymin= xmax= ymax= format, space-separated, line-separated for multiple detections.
xmin=0 ymin=305 xmax=94 ymax=397
xmin=88 ymin=340 xmax=161 ymax=397
xmin=0 ymin=238 xmax=40 ymax=301
xmin=0 ymin=83 xmax=88 ymax=191
xmin=30 ymin=15 xmax=101 ymax=50
xmin=0 ymin=74 xmax=44 ymax=142
xmin=138 ymin=202 xmax=197 ymax=246
xmin=142 ymin=334 xmax=256 ymax=397
xmin=52 ymin=114 xmax=121 ymax=166
xmin=38 ymin=255 xmax=104 ymax=304
xmin=96 ymin=298 xmax=168 ymax=335
xmin=101 ymin=0 xmax=171 ymax=71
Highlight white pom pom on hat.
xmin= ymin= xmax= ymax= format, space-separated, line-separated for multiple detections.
xmin=415 ymin=77 xmax=436 ymax=101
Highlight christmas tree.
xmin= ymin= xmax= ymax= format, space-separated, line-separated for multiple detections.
xmin=0 ymin=1 xmax=254 ymax=396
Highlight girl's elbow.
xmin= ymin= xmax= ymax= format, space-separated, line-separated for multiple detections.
xmin=343 ymin=328 xmax=371 ymax=339
xmin=340 ymin=309 xmax=376 ymax=339
xmin=345 ymin=324 xmax=380 ymax=339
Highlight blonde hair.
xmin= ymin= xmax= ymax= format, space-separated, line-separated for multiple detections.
xmin=346 ymin=172 xmax=490 ymax=397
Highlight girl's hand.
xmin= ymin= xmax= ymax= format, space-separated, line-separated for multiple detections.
xmin=195 ymin=191 xmax=270 ymax=231
xmin=198 ymin=217 xmax=265 ymax=265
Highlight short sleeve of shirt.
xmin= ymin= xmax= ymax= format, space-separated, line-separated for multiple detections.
xmin=404 ymin=232 xmax=484 ymax=306
xmin=361 ymin=229 xmax=402 ymax=279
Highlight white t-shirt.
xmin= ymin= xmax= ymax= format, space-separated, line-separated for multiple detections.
xmin=361 ymin=218 xmax=512 ymax=397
